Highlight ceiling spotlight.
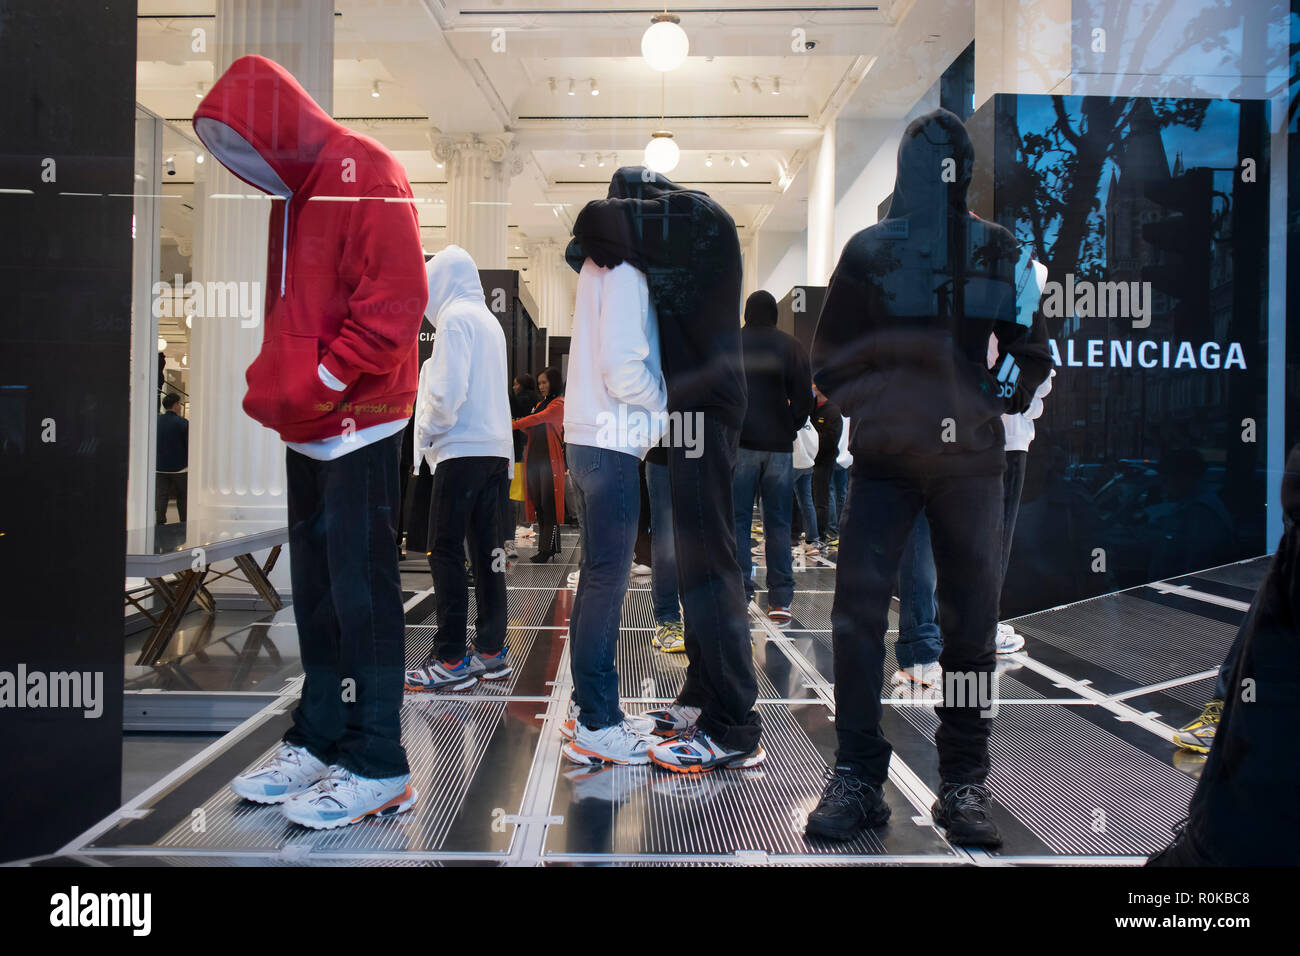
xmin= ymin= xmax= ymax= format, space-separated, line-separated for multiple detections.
xmin=164 ymin=156 xmax=176 ymax=176
xmin=642 ymin=13 xmax=689 ymax=72
xmin=589 ymin=78 xmax=599 ymax=96
xmin=751 ymin=78 xmax=763 ymax=95
xmin=731 ymin=77 xmax=742 ymax=94
xmin=195 ymin=82 xmax=204 ymax=99
xmin=705 ymin=154 xmax=713 ymax=167
xmin=738 ymin=155 xmax=750 ymax=167
xmin=158 ymin=337 xmax=168 ymax=352
xmin=726 ymin=155 xmax=734 ymax=167
xmin=577 ymin=153 xmax=586 ymax=168
xmin=644 ymin=131 xmax=680 ymax=174
xmin=195 ymin=153 xmax=204 ymax=164
xmin=181 ymin=354 xmax=188 ymax=367
xmin=371 ymin=81 xmax=380 ymax=98
xmin=185 ymin=314 xmax=193 ymax=329
xmin=597 ymin=153 xmax=605 ymax=168
xmin=548 ymin=77 xmax=557 ymax=93
xmin=567 ymin=78 xmax=576 ymax=96
xmin=771 ymin=77 xmax=781 ymax=95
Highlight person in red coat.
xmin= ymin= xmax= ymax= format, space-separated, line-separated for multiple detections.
xmin=512 ymin=367 xmax=566 ymax=562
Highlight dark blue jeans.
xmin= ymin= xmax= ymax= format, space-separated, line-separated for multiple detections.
xmin=733 ymin=448 xmax=795 ymax=607
xmin=897 ymin=511 xmax=942 ymax=668
xmin=284 ymin=432 xmax=409 ymax=779
xmin=793 ymin=467 xmax=818 ymax=543
xmin=646 ymin=460 xmax=680 ymax=625
xmin=567 ymin=444 xmax=640 ymax=730
xmin=828 ymin=464 xmax=849 ymax=537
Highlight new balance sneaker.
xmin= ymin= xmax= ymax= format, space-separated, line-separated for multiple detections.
xmin=1173 ymin=698 xmax=1223 ymax=753
xmin=647 ymin=725 xmax=766 ymax=774
xmin=562 ymin=719 xmax=659 ymax=766
xmin=637 ymin=702 xmax=701 ymax=738
xmin=995 ymin=621 xmax=1025 ymax=654
xmin=472 ymin=646 xmax=512 ymax=681
xmin=931 ymin=782 xmax=1002 ymax=847
xmin=230 ymin=743 xmax=331 ymax=804
xmin=767 ymin=605 xmax=792 ymax=627
xmin=804 ymin=766 xmax=891 ymax=841
xmin=652 ymin=620 xmax=686 ymax=653
xmin=892 ymin=661 xmax=942 ymax=689
xmin=281 ymin=766 xmax=418 ymax=830
xmin=404 ymin=655 xmax=482 ymax=693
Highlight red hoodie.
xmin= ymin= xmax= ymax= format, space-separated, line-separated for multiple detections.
xmin=193 ymin=55 xmax=427 ymax=443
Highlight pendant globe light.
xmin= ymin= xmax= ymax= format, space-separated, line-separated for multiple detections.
xmin=643 ymin=73 xmax=680 ymax=174
xmin=641 ymin=12 xmax=688 ymax=72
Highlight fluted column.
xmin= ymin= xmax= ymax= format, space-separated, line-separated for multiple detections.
xmin=806 ymin=122 xmax=836 ymax=286
xmin=524 ymin=239 xmax=575 ymax=337
xmin=190 ymin=0 xmax=333 ymax=533
xmin=435 ymin=134 xmax=521 ymax=270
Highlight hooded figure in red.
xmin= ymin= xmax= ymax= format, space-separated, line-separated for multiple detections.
xmin=193 ymin=55 xmax=427 ymax=443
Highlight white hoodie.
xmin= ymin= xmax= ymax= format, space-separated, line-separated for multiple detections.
xmin=563 ymin=259 xmax=667 ymax=460
xmin=413 ymin=245 xmax=514 ymax=473
xmin=793 ymin=420 xmax=819 ymax=470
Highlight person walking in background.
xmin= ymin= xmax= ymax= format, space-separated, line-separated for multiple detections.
xmin=732 ymin=289 xmax=813 ymax=627
xmin=513 ymin=367 xmax=566 ymax=562
xmin=810 ymin=385 xmax=842 ymax=554
xmin=825 ymin=415 xmax=851 ymax=548
xmin=404 ymin=246 xmax=515 ymax=694
xmin=505 ymin=374 xmax=541 ymax=557
xmin=155 ymin=392 xmax=189 ymax=525
xmin=792 ymin=415 xmax=821 ymax=551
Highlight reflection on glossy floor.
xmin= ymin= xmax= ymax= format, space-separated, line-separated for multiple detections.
xmin=49 ymin=530 xmax=1269 ymax=867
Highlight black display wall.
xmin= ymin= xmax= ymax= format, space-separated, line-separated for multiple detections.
xmin=480 ymin=269 xmax=546 ymax=384
xmin=776 ymin=285 xmax=826 ymax=354
xmin=967 ymin=93 xmax=1271 ymax=616
xmin=0 ymin=1 xmax=136 ymax=860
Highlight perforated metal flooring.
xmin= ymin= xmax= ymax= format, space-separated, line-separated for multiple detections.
xmin=41 ymin=531 xmax=1269 ymax=867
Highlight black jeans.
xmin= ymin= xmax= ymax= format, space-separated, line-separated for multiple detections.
xmin=283 ymin=432 xmax=409 ymax=779
xmin=427 ymin=455 xmax=510 ymax=661
xmin=833 ymin=467 xmax=1003 ymax=786
xmin=526 ymin=452 xmax=560 ymax=556
xmin=155 ymin=472 xmax=188 ymax=524
xmin=667 ymin=415 xmax=762 ymax=753
xmin=999 ymin=450 xmax=1027 ymax=582
xmin=812 ymin=458 xmax=834 ymax=539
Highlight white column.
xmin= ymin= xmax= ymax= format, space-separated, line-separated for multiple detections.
xmin=806 ymin=122 xmax=836 ymax=286
xmin=189 ymin=0 xmax=334 ymax=533
xmin=742 ymin=230 xmax=760 ymax=301
xmin=524 ymin=239 xmax=575 ymax=337
xmin=435 ymin=135 xmax=521 ymax=270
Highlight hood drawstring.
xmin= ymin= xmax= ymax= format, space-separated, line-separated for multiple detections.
xmin=280 ymin=199 xmax=290 ymax=296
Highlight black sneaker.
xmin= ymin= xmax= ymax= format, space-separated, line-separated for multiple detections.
xmin=804 ymin=767 xmax=891 ymax=841
xmin=931 ymin=782 xmax=1002 ymax=847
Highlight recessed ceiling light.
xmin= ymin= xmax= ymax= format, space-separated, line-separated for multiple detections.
xmin=567 ymin=78 xmax=576 ymax=96
xmin=771 ymin=77 xmax=781 ymax=95
xmin=578 ymin=153 xmax=586 ymax=168
xmin=589 ymin=78 xmax=599 ymax=96
xmin=371 ymin=81 xmax=380 ymax=98
xmin=705 ymin=154 xmax=713 ymax=167
xmin=597 ymin=153 xmax=605 ymax=167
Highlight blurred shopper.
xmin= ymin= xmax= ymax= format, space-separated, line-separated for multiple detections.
xmin=645 ymin=440 xmax=683 ymax=653
xmin=805 ymin=109 xmax=1050 ymax=845
xmin=404 ymin=246 xmax=514 ymax=693
xmin=733 ymin=289 xmax=813 ymax=626
xmin=565 ymin=166 xmax=764 ymax=773
xmin=810 ymin=385 xmax=842 ymax=555
xmin=505 ymin=374 xmax=541 ymax=556
xmin=155 ymin=392 xmax=189 ymax=525
xmin=203 ymin=56 xmax=425 ymax=828
xmin=792 ymin=416 xmax=821 ymax=551
xmin=1148 ymin=444 xmax=1300 ymax=866
xmin=512 ymin=367 xmax=566 ymax=562
xmin=559 ymin=231 xmax=668 ymax=766
xmin=825 ymin=416 xmax=852 ymax=547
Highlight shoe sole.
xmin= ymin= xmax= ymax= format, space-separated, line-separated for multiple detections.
xmin=767 ymin=616 xmax=792 ymax=628
xmin=284 ymin=784 xmax=419 ymax=830
xmin=477 ymin=666 xmax=513 ymax=681
xmin=562 ymin=742 xmax=652 ymax=766
xmin=931 ymin=807 xmax=1003 ymax=848
xmin=404 ymin=676 xmax=479 ymax=693
xmin=659 ymin=644 xmax=686 ymax=654
xmin=805 ymin=805 xmax=891 ymax=841
xmin=648 ymin=745 xmax=766 ymax=775
xmin=1173 ymin=734 xmax=1212 ymax=754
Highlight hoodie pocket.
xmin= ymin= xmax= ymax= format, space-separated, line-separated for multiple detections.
xmin=243 ymin=330 xmax=338 ymax=428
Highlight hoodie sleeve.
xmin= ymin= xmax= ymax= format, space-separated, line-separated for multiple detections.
xmin=413 ymin=317 xmax=470 ymax=455
xmin=320 ymin=184 xmax=428 ymax=388
xmin=598 ymin=264 xmax=667 ymax=411
xmin=811 ymin=235 xmax=877 ymax=412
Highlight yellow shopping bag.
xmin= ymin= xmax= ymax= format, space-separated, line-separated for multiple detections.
xmin=509 ymin=470 xmax=525 ymax=502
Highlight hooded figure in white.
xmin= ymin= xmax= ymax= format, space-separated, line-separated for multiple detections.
xmin=413 ymin=245 xmax=514 ymax=474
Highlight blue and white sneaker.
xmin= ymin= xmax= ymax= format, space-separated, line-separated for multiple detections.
xmin=405 ymin=655 xmax=482 ymax=692
xmin=472 ymin=646 xmax=513 ymax=681
xmin=637 ymin=702 xmax=701 ymax=738
xmin=230 ymin=743 xmax=331 ymax=804
xmin=648 ymin=725 xmax=766 ymax=774
xmin=281 ymin=766 xmax=418 ymax=830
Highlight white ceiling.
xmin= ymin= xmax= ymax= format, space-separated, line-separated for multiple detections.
xmin=136 ymin=0 xmax=972 ymax=251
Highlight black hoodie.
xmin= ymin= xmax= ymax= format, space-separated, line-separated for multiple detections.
xmin=566 ymin=167 xmax=747 ymax=431
xmin=810 ymin=108 xmax=1051 ymax=478
xmin=738 ymin=290 xmax=814 ymax=451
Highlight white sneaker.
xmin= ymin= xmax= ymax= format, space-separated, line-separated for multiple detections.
xmin=996 ymin=622 xmax=1025 ymax=654
xmin=516 ymin=525 xmax=535 ymax=539
xmin=892 ymin=661 xmax=942 ymax=688
xmin=567 ymin=570 xmax=580 ymax=588
xmin=231 ymin=743 xmax=331 ymax=804
xmin=281 ymin=766 xmax=418 ymax=830
xmin=560 ymin=701 xmax=655 ymax=741
xmin=638 ymin=702 xmax=702 ymax=737
xmin=630 ymin=562 xmax=652 ymax=578
xmin=504 ymin=540 xmax=518 ymax=559
xmin=562 ymin=719 xmax=659 ymax=766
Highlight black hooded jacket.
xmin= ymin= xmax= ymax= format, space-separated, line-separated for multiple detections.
xmin=566 ymin=167 xmax=747 ymax=430
xmin=810 ymin=108 xmax=1051 ymax=478
xmin=738 ymin=290 xmax=814 ymax=451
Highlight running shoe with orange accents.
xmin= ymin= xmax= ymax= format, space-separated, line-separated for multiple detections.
xmin=281 ymin=767 xmax=418 ymax=830
xmin=562 ymin=720 xmax=659 ymax=766
xmin=647 ymin=725 xmax=766 ymax=774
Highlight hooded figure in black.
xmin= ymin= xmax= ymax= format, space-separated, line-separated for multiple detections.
xmin=1148 ymin=444 xmax=1300 ymax=866
xmin=565 ymin=167 xmax=763 ymax=766
xmin=738 ymin=290 xmax=813 ymax=451
xmin=804 ymin=109 xmax=1050 ymax=847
